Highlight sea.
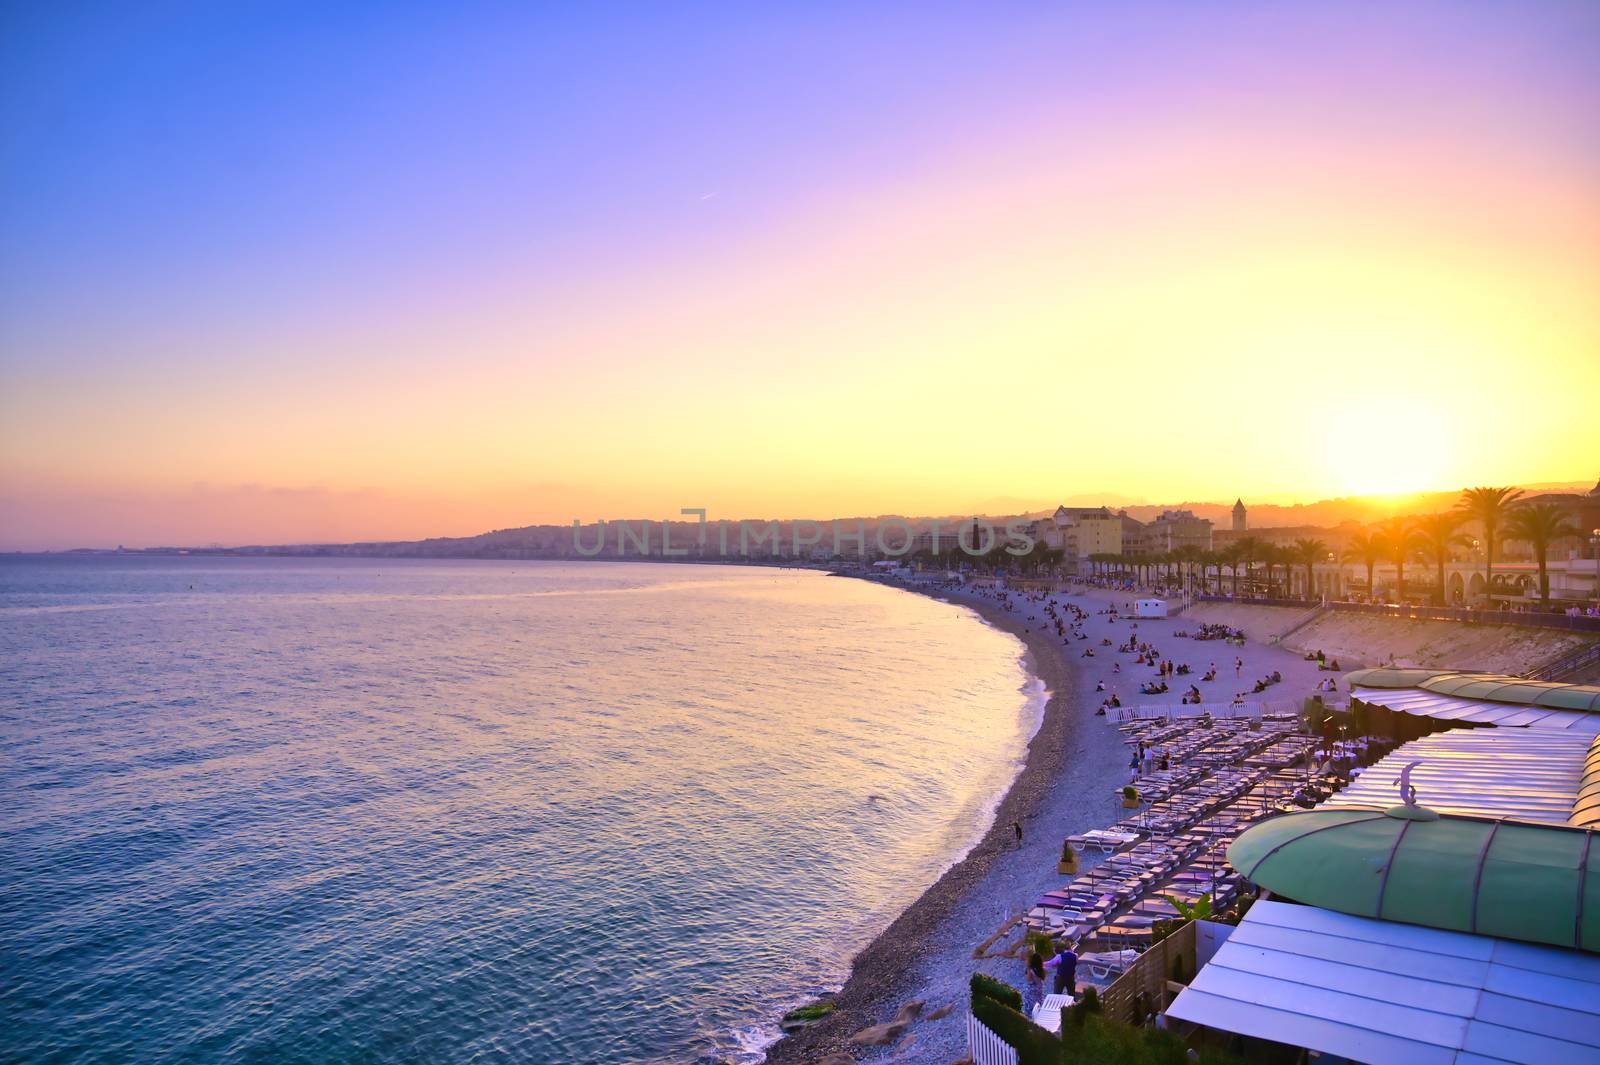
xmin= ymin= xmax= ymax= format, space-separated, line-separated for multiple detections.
xmin=0 ymin=557 xmax=1042 ymax=1065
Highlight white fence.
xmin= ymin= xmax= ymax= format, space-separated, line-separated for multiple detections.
xmin=967 ymin=1012 xmax=1020 ymax=1065
xmin=1120 ymin=700 xmax=1264 ymax=722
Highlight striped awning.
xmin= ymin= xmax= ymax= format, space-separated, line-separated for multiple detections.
xmin=1324 ymin=728 xmax=1594 ymax=826
xmin=1168 ymin=900 xmax=1600 ymax=1065
xmin=1351 ymin=685 xmax=1600 ymax=736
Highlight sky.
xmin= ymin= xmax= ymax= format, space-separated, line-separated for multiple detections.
xmin=2 ymin=2 xmax=1597 ymax=549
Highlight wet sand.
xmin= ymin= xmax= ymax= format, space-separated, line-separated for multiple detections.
xmin=763 ymin=579 xmax=1328 ymax=1064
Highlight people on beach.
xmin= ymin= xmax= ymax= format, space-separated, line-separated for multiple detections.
xmin=1023 ymin=951 xmax=1047 ymax=1016
xmin=1012 ymin=820 xmax=1023 ymax=848
xmin=1044 ymin=941 xmax=1079 ymax=998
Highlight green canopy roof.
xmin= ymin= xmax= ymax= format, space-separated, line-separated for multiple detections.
xmin=1343 ymin=669 xmax=1600 ymax=712
xmin=1228 ymin=807 xmax=1600 ymax=952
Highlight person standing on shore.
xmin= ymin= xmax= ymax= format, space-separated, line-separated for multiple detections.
xmin=1023 ymin=951 xmax=1047 ymax=1017
xmin=1044 ymin=941 xmax=1079 ymax=998
xmin=1011 ymin=820 xmax=1023 ymax=848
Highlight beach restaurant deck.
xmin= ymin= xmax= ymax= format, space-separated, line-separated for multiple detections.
xmin=1162 ymin=672 xmax=1600 ymax=1064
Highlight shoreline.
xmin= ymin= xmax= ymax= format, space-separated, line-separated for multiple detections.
xmin=762 ymin=579 xmax=1086 ymax=1063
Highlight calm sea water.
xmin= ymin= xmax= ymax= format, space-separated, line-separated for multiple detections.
xmin=0 ymin=558 xmax=1039 ymax=1065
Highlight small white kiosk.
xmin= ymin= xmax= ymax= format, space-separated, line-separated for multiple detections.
xmin=1134 ymin=597 xmax=1169 ymax=618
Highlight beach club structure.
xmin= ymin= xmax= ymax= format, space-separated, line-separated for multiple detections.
xmin=1164 ymin=670 xmax=1600 ymax=1064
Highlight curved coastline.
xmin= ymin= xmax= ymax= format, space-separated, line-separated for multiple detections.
xmin=763 ymin=579 xmax=1084 ymax=1063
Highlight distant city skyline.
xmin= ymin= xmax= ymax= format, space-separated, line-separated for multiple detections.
xmin=11 ymin=477 xmax=1597 ymax=553
xmin=3 ymin=3 xmax=1597 ymax=549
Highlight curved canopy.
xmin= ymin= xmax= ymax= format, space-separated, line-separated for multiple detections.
xmin=1228 ymin=808 xmax=1600 ymax=952
xmin=1342 ymin=669 xmax=1600 ymax=712
xmin=1347 ymin=684 xmax=1600 ymax=734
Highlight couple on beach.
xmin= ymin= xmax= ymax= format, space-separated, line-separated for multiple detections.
xmin=1023 ymin=942 xmax=1079 ymax=1016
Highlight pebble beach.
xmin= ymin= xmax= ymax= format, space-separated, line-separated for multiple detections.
xmin=763 ymin=578 xmax=1333 ymax=1064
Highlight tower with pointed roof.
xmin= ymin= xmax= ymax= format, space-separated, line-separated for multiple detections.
xmin=1232 ymin=498 xmax=1247 ymax=532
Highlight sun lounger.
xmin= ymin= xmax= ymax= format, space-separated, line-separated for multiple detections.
xmin=1032 ymin=993 xmax=1076 ymax=1033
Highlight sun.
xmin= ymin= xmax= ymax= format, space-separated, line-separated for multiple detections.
xmin=1322 ymin=402 xmax=1452 ymax=498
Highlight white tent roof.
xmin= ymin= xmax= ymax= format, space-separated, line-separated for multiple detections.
xmin=1323 ymin=728 xmax=1592 ymax=826
xmin=1168 ymin=901 xmax=1600 ymax=1065
xmin=1351 ymin=685 xmax=1600 ymax=736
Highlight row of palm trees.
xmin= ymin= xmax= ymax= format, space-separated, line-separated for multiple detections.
xmin=1085 ymin=538 xmax=1331 ymax=600
xmin=1344 ymin=487 xmax=1581 ymax=605
xmin=1086 ymin=486 xmax=1582 ymax=607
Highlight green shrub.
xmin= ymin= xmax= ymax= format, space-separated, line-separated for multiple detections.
xmin=971 ymin=993 xmax=1061 ymax=1065
xmin=970 ymin=971 xmax=1023 ymax=1013
xmin=1058 ymin=1012 xmax=1251 ymax=1065
xmin=1216 ymin=894 xmax=1255 ymax=927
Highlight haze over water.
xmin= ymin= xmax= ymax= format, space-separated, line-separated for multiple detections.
xmin=1 ymin=558 xmax=1040 ymax=1064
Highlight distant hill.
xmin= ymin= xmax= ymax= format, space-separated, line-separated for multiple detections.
xmin=96 ymin=481 xmax=1593 ymax=557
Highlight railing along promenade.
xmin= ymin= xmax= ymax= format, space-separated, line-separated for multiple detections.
xmin=1194 ymin=595 xmax=1600 ymax=634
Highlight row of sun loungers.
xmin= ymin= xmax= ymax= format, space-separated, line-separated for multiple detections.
xmin=1027 ymin=714 xmax=1364 ymax=961
xmin=1067 ymin=828 xmax=1145 ymax=854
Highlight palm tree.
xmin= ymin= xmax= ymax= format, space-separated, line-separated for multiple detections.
xmin=1173 ymin=545 xmax=1201 ymax=596
xmin=1220 ymin=543 xmax=1246 ymax=595
xmin=1291 ymin=538 xmax=1328 ymax=601
xmin=1505 ymin=503 xmax=1581 ymax=605
xmin=1275 ymin=543 xmax=1300 ymax=597
xmin=1457 ymin=486 xmax=1524 ymax=606
xmin=1412 ymin=513 xmax=1469 ymax=606
xmin=1342 ymin=529 xmax=1384 ymax=602
xmin=1234 ymin=536 xmax=1264 ymax=596
xmin=1378 ymin=518 xmax=1422 ymax=604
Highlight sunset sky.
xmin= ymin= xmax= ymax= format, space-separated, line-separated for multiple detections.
xmin=2 ymin=3 xmax=1597 ymax=548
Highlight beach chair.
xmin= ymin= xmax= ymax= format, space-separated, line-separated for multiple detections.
xmin=1080 ymin=949 xmax=1137 ymax=981
xmin=1032 ymin=993 xmax=1076 ymax=1033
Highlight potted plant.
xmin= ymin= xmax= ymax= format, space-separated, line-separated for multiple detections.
xmin=1122 ymin=785 xmax=1140 ymax=808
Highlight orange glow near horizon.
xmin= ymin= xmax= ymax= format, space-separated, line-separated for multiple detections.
xmin=1 ymin=5 xmax=1597 ymax=548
